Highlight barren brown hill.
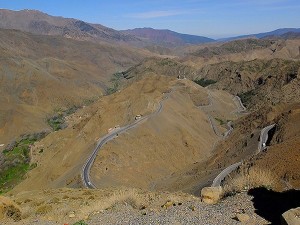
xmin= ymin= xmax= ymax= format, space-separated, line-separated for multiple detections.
xmin=0 ymin=9 xmax=139 ymax=43
xmin=0 ymin=28 xmax=151 ymax=144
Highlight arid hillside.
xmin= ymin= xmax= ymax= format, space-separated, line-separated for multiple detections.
xmin=0 ymin=28 xmax=151 ymax=144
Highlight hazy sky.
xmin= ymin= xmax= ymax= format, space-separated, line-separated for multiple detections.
xmin=0 ymin=0 xmax=299 ymax=38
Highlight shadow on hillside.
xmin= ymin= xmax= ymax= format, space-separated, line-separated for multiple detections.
xmin=248 ymin=187 xmax=300 ymax=225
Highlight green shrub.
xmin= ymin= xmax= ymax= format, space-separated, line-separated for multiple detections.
xmin=73 ymin=220 xmax=88 ymax=225
xmin=193 ymin=78 xmax=217 ymax=87
xmin=215 ymin=117 xmax=225 ymax=125
xmin=0 ymin=132 xmax=47 ymax=193
xmin=237 ymin=90 xmax=255 ymax=106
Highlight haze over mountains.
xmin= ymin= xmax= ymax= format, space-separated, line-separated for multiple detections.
xmin=0 ymin=8 xmax=299 ymax=225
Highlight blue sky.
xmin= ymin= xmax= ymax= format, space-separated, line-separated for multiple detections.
xmin=0 ymin=0 xmax=299 ymax=38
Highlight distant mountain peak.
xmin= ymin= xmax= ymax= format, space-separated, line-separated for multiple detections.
xmin=122 ymin=27 xmax=214 ymax=47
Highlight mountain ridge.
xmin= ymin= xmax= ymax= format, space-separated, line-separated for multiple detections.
xmin=0 ymin=9 xmax=139 ymax=43
xmin=220 ymin=28 xmax=300 ymax=41
xmin=121 ymin=27 xmax=215 ymax=47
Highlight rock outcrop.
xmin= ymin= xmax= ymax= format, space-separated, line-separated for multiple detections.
xmin=200 ymin=186 xmax=223 ymax=204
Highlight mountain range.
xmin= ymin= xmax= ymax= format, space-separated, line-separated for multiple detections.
xmin=121 ymin=28 xmax=215 ymax=47
xmin=220 ymin=28 xmax=300 ymax=41
xmin=0 ymin=9 xmax=299 ymax=48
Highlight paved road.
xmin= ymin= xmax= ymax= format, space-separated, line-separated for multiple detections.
xmin=211 ymin=123 xmax=276 ymax=187
xmin=258 ymin=124 xmax=276 ymax=152
xmin=233 ymin=96 xmax=247 ymax=114
xmin=223 ymin=121 xmax=233 ymax=138
xmin=235 ymin=96 xmax=247 ymax=112
xmin=212 ymin=162 xmax=242 ymax=187
xmin=82 ymin=92 xmax=171 ymax=188
xmin=198 ymin=90 xmax=225 ymax=138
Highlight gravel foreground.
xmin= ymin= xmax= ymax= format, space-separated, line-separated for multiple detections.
xmin=7 ymin=192 xmax=269 ymax=225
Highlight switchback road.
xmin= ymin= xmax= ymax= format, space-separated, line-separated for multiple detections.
xmin=211 ymin=123 xmax=276 ymax=187
xmin=82 ymin=92 xmax=171 ymax=188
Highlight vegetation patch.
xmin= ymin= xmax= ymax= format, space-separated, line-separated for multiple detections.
xmin=47 ymin=105 xmax=80 ymax=131
xmin=0 ymin=132 xmax=47 ymax=194
xmin=237 ymin=90 xmax=255 ymax=106
xmin=158 ymin=58 xmax=178 ymax=66
xmin=193 ymin=78 xmax=217 ymax=87
xmin=106 ymin=72 xmax=124 ymax=95
xmin=73 ymin=220 xmax=88 ymax=225
xmin=215 ymin=117 xmax=225 ymax=125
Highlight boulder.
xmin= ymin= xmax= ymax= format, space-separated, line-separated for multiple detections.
xmin=200 ymin=186 xmax=223 ymax=204
xmin=236 ymin=213 xmax=250 ymax=222
xmin=282 ymin=207 xmax=300 ymax=225
xmin=0 ymin=196 xmax=22 ymax=221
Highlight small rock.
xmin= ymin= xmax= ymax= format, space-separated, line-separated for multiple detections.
xmin=68 ymin=212 xmax=76 ymax=218
xmin=236 ymin=213 xmax=250 ymax=222
xmin=189 ymin=206 xmax=195 ymax=211
xmin=139 ymin=205 xmax=146 ymax=210
xmin=282 ymin=207 xmax=300 ymax=225
xmin=201 ymin=186 xmax=223 ymax=204
xmin=161 ymin=200 xmax=174 ymax=209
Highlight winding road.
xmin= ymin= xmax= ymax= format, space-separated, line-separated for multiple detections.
xmin=82 ymin=92 xmax=171 ymax=188
xmin=82 ymin=82 xmax=271 ymax=189
xmin=233 ymin=96 xmax=247 ymax=113
xmin=212 ymin=123 xmax=276 ymax=187
xmin=212 ymin=162 xmax=242 ymax=187
xmin=258 ymin=124 xmax=276 ymax=152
